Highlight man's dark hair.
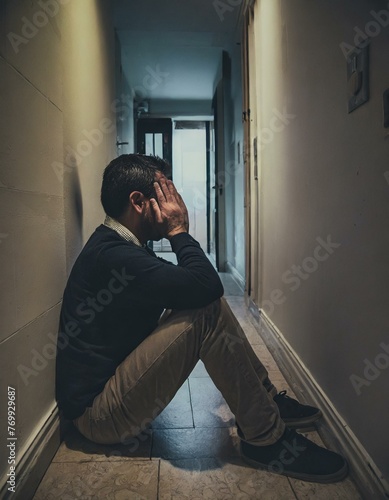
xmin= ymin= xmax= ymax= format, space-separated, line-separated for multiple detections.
xmin=101 ymin=154 xmax=170 ymax=218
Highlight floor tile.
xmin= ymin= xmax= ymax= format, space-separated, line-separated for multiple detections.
xmin=53 ymin=425 xmax=152 ymax=463
xmin=223 ymin=300 xmax=248 ymax=315
xmin=152 ymin=380 xmax=194 ymax=429
xmin=224 ymin=296 xmax=246 ymax=305
xmin=189 ymin=359 xmax=210 ymax=378
xmin=289 ymin=476 xmax=362 ymax=499
xmin=189 ymin=377 xmax=235 ymax=428
xmin=152 ymin=427 xmax=240 ymax=459
xmin=159 ymin=457 xmax=296 ymax=499
xmin=267 ymin=370 xmax=289 ymax=388
xmin=33 ymin=460 xmax=159 ymax=499
xmin=224 ymin=302 xmax=264 ymax=346
xmin=239 ymin=320 xmax=265 ymax=346
xmin=252 ymin=345 xmax=280 ymax=372
xmin=219 ymin=273 xmax=244 ymax=297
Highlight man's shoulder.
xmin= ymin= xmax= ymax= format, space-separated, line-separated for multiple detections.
xmin=83 ymin=225 xmax=146 ymax=261
xmin=86 ymin=225 xmax=135 ymax=248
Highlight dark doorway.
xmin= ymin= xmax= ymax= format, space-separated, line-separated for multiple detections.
xmin=137 ymin=118 xmax=173 ymax=167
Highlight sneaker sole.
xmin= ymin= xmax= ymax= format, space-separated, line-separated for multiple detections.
xmin=282 ymin=409 xmax=323 ymax=428
xmin=241 ymin=446 xmax=349 ymax=484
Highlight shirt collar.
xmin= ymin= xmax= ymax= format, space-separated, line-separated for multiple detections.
xmin=103 ymin=216 xmax=143 ymax=247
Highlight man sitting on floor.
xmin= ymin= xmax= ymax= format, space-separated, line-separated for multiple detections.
xmin=56 ymin=154 xmax=347 ymax=483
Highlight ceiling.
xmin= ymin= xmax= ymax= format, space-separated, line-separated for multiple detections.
xmin=114 ymin=0 xmax=243 ymax=104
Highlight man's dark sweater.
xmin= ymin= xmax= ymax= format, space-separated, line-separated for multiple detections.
xmin=56 ymin=225 xmax=224 ymax=420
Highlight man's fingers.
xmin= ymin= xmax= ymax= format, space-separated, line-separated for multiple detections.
xmin=176 ymin=191 xmax=188 ymax=213
xmin=154 ymin=179 xmax=171 ymax=203
xmin=167 ymin=180 xmax=176 ymax=193
xmin=150 ymin=198 xmax=163 ymax=223
xmin=167 ymin=180 xmax=186 ymax=206
xmin=153 ymin=182 xmax=166 ymax=203
xmin=159 ymin=178 xmax=175 ymax=202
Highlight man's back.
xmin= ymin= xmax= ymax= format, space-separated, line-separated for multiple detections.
xmin=56 ymin=224 xmax=223 ymax=420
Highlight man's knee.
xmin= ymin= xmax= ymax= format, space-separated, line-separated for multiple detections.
xmin=202 ymin=297 xmax=223 ymax=323
xmin=204 ymin=297 xmax=222 ymax=312
xmin=172 ymin=298 xmax=222 ymax=323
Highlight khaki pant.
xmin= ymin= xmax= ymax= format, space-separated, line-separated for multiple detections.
xmin=73 ymin=298 xmax=285 ymax=446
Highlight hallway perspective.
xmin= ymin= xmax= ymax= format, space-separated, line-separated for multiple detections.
xmin=1 ymin=0 xmax=389 ymax=498
xmin=32 ymin=275 xmax=361 ymax=499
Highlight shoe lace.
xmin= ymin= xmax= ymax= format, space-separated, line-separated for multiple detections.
xmin=275 ymin=390 xmax=300 ymax=408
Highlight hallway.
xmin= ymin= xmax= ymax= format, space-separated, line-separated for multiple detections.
xmin=1 ymin=0 xmax=389 ymax=498
xmin=32 ymin=275 xmax=361 ymax=499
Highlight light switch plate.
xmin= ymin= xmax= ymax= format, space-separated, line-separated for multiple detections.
xmin=347 ymin=42 xmax=369 ymax=113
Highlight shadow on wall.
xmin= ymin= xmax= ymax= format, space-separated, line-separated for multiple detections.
xmin=71 ymin=168 xmax=83 ymax=230
xmin=65 ymin=164 xmax=83 ymax=267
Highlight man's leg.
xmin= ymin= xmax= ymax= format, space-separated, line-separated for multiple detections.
xmin=219 ymin=304 xmax=323 ymax=428
xmin=211 ymin=299 xmax=277 ymax=395
xmin=73 ymin=297 xmax=285 ymax=446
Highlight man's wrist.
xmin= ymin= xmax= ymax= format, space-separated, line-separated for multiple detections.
xmin=167 ymin=227 xmax=188 ymax=240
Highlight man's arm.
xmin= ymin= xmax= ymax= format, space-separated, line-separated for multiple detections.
xmin=100 ymin=179 xmax=223 ymax=309
xmin=135 ymin=233 xmax=223 ymax=309
xmin=143 ymin=178 xmax=223 ymax=308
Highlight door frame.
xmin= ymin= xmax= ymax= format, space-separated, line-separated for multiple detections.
xmin=242 ymin=11 xmax=252 ymax=298
xmin=212 ymin=63 xmax=228 ymax=272
xmin=242 ymin=4 xmax=260 ymax=304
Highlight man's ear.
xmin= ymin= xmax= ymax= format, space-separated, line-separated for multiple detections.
xmin=129 ymin=191 xmax=146 ymax=214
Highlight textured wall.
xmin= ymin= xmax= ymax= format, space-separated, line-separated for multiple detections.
xmin=0 ymin=0 xmax=65 ymax=488
xmin=0 ymin=0 xmax=116 ymax=491
xmin=61 ymin=0 xmax=117 ymax=270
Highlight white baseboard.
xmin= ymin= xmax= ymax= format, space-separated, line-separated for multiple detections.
xmin=248 ymin=299 xmax=388 ymax=500
xmin=225 ymin=261 xmax=245 ymax=291
xmin=1 ymin=405 xmax=61 ymax=500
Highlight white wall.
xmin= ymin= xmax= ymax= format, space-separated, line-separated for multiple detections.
xmin=115 ymin=34 xmax=135 ymax=156
xmin=0 ymin=0 xmax=66 ymax=491
xmin=248 ymin=0 xmax=389 ymax=483
xmin=0 ymin=0 xmax=117 ymax=494
xmin=62 ymin=0 xmax=117 ymax=269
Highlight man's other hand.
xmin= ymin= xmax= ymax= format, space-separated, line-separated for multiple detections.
xmin=150 ymin=179 xmax=189 ymax=240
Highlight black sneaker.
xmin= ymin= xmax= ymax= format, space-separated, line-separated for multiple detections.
xmin=241 ymin=427 xmax=348 ymax=483
xmin=274 ymin=390 xmax=322 ymax=427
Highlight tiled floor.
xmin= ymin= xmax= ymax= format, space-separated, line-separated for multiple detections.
xmin=33 ymin=274 xmax=362 ymax=499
